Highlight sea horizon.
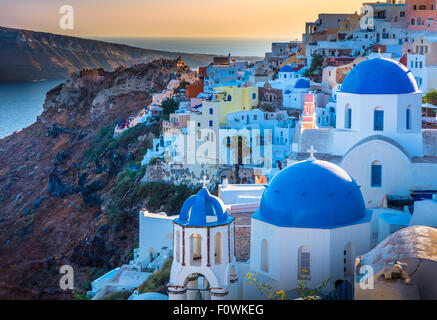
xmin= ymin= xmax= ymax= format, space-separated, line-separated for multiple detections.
xmin=86 ymin=36 xmax=296 ymax=58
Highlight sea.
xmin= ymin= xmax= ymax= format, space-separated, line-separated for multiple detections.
xmin=0 ymin=80 xmax=64 ymax=139
xmin=89 ymin=37 xmax=291 ymax=57
xmin=0 ymin=37 xmax=288 ymax=139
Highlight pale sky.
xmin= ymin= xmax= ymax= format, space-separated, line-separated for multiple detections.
xmin=0 ymin=0 xmax=365 ymax=38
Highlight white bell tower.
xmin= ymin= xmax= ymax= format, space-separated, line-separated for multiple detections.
xmin=168 ymin=178 xmax=237 ymax=300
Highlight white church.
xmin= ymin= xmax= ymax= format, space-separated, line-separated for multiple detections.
xmin=289 ymin=57 xmax=437 ymax=208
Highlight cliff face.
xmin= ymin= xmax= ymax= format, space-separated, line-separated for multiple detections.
xmin=0 ymin=59 xmax=188 ymax=299
xmin=0 ymin=26 xmax=217 ymax=81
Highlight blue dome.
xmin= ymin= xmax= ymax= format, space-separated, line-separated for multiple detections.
xmin=295 ymin=78 xmax=310 ymax=89
xmin=279 ymin=65 xmax=293 ymax=72
xmin=175 ymin=188 xmax=233 ymax=227
xmin=252 ymin=160 xmax=367 ymax=229
xmin=341 ymin=58 xmax=419 ymax=95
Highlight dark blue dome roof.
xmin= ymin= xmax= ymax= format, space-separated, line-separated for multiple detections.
xmin=295 ymin=78 xmax=310 ymax=89
xmin=175 ymin=188 xmax=233 ymax=227
xmin=341 ymin=58 xmax=419 ymax=95
xmin=252 ymin=160 xmax=367 ymax=229
xmin=280 ymin=65 xmax=293 ymax=72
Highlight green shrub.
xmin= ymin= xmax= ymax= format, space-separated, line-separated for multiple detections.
xmin=138 ymin=258 xmax=172 ymax=294
xmin=82 ymin=124 xmax=117 ymax=163
xmin=117 ymin=123 xmax=149 ymax=147
xmin=100 ymin=290 xmax=131 ymax=300
xmin=161 ymin=98 xmax=178 ymax=117
xmin=90 ymin=267 xmax=109 ymax=281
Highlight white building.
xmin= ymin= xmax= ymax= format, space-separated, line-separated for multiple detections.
xmin=289 ymin=57 xmax=437 ymax=208
xmin=220 ymin=109 xmax=296 ymax=167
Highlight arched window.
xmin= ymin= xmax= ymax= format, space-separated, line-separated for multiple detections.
xmin=345 ymin=104 xmax=352 ymax=129
xmin=417 ymin=17 xmax=422 ymax=25
xmin=406 ymin=106 xmax=412 ymax=130
xmin=371 ymin=160 xmax=382 ymax=188
xmin=190 ymin=233 xmax=202 ymax=266
xmin=261 ymin=239 xmax=268 ymax=272
xmin=227 ymin=95 xmax=232 ymax=102
xmin=344 ymin=242 xmax=355 ymax=277
xmin=374 ymin=107 xmax=384 ymax=131
xmin=411 ymin=18 xmax=415 ymax=25
xmin=214 ymin=232 xmax=223 ymax=265
xmin=175 ymin=230 xmax=181 ymax=263
xmin=298 ymin=246 xmax=311 ymax=280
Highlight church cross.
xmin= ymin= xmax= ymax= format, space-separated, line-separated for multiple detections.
xmin=307 ymin=145 xmax=317 ymax=161
xmin=200 ymin=175 xmax=210 ymax=188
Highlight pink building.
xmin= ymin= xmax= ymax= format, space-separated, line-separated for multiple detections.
xmin=406 ymin=0 xmax=437 ymax=31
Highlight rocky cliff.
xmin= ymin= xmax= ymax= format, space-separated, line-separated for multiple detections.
xmin=0 ymin=26 xmax=218 ymax=82
xmin=0 ymin=59 xmax=197 ymax=299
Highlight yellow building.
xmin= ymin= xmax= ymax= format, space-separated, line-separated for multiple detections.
xmin=206 ymin=85 xmax=259 ymax=125
xmin=189 ymin=85 xmax=259 ymax=163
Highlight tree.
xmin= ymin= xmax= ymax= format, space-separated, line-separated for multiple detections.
xmin=422 ymin=88 xmax=437 ymax=106
xmin=229 ymin=135 xmax=250 ymax=183
xmin=259 ymin=103 xmax=274 ymax=112
xmin=161 ymin=98 xmax=178 ymax=118
xmin=304 ymin=54 xmax=324 ymax=77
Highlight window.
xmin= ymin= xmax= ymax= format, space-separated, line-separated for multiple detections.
xmin=374 ymin=107 xmax=384 ymax=131
xmin=175 ymin=230 xmax=181 ymax=263
xmin=227 ymin=95 xmax=232 ymax=102
xmin=252 ymin=93 xmax=257 ymax=100
xmin=406 ymin=107 xmax=412 ymax=130
xmin=190 ymin=233 xmax=202 ymax=266
xmin=344 ymin=242 xmax=354 ymax=277
xmin=298 ymin=246 xmax=311 ymax=280
xmin=214 ymin=232 xmax=223 ymax=265
xmin=345 ymin=105 xmax=352 ymax=129
xmin=261 ymin=239 xmax=268 ymax=272
xmin=371 ymin=161 xmax=382 ymax=188
xmin=209 ymin=120 xmax=213 ymax=127
xmin=209 ymin=108 xmax=213 ymax=115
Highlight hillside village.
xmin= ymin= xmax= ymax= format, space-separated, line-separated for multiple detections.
xmin=83 ymin=0 xmax=437 ymax=301
xmin=2 ymin=0 xmax=437 ymax=301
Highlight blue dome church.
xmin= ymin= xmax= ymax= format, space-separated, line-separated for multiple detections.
xmin=289 ymin=56 xmax=437 ymax=213
xmin=168 ymin=180 xmax=238 ymax=300
xmin=245 ymin=157 xmax=372 ymax=298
